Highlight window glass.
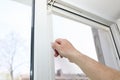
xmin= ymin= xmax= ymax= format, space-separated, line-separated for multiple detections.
xmin=52 ymin=14 xmax=98 ymax=80
xmin=0 ymin=0 xmax=32 ymax=80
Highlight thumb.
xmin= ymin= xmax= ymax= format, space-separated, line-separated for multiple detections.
xmin=52 ymin=42 xmax=61 ymax=57
xmin=52 ymin=42 xmax=60 ymax=51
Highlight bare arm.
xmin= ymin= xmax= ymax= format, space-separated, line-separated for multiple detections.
xmin=52 ymin=38 xmax=120 ymax=80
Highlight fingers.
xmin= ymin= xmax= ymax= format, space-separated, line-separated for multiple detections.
xmin=54 ymin=49 xmax=59 ymax=57
xmin=52 ymin=41 xmax=60 ymax=57
xmin=52 ymin=38 xmax=64 ymax=58
xmin=52 ymin=42 xmax=60 ymax=50
xmin=55 ymin=38 xmax=63 ymax=44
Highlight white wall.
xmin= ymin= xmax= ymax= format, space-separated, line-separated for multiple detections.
xmin=60 ymin=0 xmax=120 ymax=22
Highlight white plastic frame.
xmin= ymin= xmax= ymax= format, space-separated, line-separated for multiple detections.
xmin=34 ymin=0 xmax=54 ymax=80
xmin=33 ymin=0 xmax=120 ymax=80
xmin=47 ymin=0 xmax=120 ymax=70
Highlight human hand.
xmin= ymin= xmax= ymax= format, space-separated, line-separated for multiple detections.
xmin=52 ymin=38 xmax=79 ymax=61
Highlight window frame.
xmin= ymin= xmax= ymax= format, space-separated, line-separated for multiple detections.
xmin=33 ymin=0 xmax=120 ymax=80
xmin=33 ymin=0 xmax=55 ymax=80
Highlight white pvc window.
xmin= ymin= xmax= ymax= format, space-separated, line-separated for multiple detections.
xmin=33 ymin=0 xmax=120 ymax=80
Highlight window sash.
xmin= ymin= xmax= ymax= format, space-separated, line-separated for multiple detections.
xmin=33 ymin=0 xmax=120 ymax=80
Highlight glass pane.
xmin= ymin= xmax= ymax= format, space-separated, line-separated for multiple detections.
xmin=0 ymin=0 xmax=32 ymax=80
xmin=52 ymin=14 xmax=98 ymax=80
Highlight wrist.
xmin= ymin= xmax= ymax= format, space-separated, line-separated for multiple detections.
xmin=68 ymin=50 xmax=81 ymax=63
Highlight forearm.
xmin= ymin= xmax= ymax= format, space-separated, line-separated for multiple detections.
xmin=52 ymin=38 xmax=120 ymax=80
xmin=69 ymin=51 xmax=120 ymax=80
